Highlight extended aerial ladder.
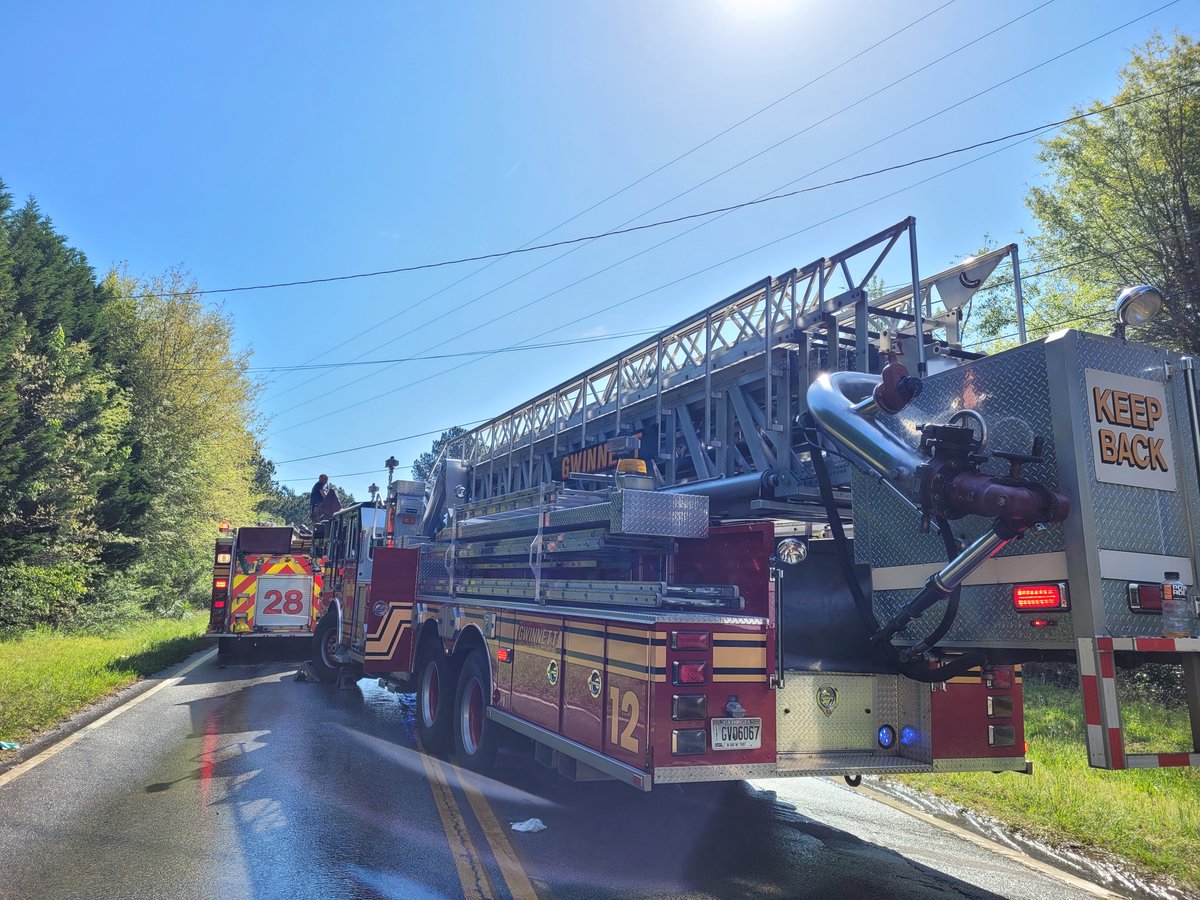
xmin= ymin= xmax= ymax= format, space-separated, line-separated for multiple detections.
xmin=440 ymin=217 xmax=1018 ymax=512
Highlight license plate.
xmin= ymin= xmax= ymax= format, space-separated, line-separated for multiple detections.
xmin=710 ymin=717 xmax=762 ymax=751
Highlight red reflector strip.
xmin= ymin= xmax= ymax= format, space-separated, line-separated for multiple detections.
xmin=673 ymin=661 xmax=707 ymax=684
xmin=1013 ymin=583 xmax=1063 ymax=610
xmin=670 ymin=630 xmax=710 ymax=650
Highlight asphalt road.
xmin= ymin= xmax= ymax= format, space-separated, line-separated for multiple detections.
xmin=0 ymin=649 xmax=1121 ymax=900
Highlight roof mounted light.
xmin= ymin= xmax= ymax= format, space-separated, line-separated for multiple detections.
xmin=1114 ymin=285 xmax=1162 ymax=339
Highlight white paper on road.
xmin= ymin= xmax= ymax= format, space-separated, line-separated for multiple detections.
xmin=510 ymin=818 xmax=547 ymax=833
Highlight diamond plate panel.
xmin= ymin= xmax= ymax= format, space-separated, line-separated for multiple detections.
xmin=872 ymin=584 xmax=1074 ymax=647
xmin=774 ymin=754 xmax=934 ymax=775
xmin=775 ymin=673 xmax=929 ymax=761
xmin=653 ymin=763 xmax=780 ymax=784
xmin=1073 ymin=333 xmax=1195 ymax=558
xmin=1100 ymin=577 xmax=1191 ymax=638
xmin=609 ymin=489 xmax=709 ymax=538
xmin=854 ymin=332 xmax=1200 ymax=643
xmin=852 ymin=340 xmax=1066 ymax=571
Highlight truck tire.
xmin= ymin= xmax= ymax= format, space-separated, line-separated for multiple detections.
xmin=416 ymin=639 xmax=455 ymax=754
xmin=310 ymin=614 xmax=341 ymax=684
xmin=453 ymin=649 xmax=500 ymax=774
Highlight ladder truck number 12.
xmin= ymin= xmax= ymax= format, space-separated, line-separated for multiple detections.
xmin=305 ymin=218 xmax=1200 ymax=789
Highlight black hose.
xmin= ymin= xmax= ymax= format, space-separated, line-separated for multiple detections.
xmin=804 ymin=424 xmax=982 ymax=683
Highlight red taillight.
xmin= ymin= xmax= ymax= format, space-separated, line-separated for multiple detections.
xmin=401 ymin=516 xmax=416 ymax=525
xmin=1127 ymin=583 xmax=1164 ymax=612
xmin=1013 ymin=583 xmax=1066 ymax=611
xmin=213 ymin=578 xmax=228 ymax=591
xmin=497 ymin=647 xmax=512 ymax=663
xmin=213 ymin=600 xmax=226 ymax=610
xmin=985 ymin=666 xmax=1013 ymax=689
xmin=670 ymin=631 xmax=710 ymax=650
xmin=673 ymin=661 xmax=707 ymax=685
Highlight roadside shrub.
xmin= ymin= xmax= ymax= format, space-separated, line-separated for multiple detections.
xmin=1023 ymin=660 xmax=1185 ymax=707
xmin=0 ymin=561 xmax=91 ymax=632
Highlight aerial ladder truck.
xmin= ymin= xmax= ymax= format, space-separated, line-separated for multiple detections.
xmin=309 ymin=217 xmax=1200 ymax=788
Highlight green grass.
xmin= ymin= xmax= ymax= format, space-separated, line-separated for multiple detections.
xmin=896 ymin=681 xmax=1200 ymax=892
xmin=0 ymin=615 xmax=209 ymax=749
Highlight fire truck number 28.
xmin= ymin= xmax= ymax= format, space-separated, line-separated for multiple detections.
xmin=262 ymin=589 xmax=305 ymax=616
xmin=608 ymin=687 xmax=640 ymax=753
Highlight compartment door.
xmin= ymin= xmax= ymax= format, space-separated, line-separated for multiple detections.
xmin=255 ymin=575 xmax=312 ymax=628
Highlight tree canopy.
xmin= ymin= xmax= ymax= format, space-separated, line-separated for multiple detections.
xmin=0 ymin=181 xmax=267 ymax=629
xmin=972 ymin=33 xmax=1200 ymax=351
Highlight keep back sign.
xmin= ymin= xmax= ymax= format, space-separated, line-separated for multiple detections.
xmin=1085 ymin=369 xmax=1176 ymax=492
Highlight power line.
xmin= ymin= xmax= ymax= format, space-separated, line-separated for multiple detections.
xmin=273 ymin=419 xmax=491 ymax=465
xmin=264 ymin=0 xmax=962 ymax=397
xmin=263 ymin=1 xmax=1062 ymax=407
xmin=266 ymin=84 xmax=1183 ymax=432
xmin=277 ymin=467 xmax=410 ymax=484
xmin=266 ymin=6 xmax=1184 ymax=426
xmin=268 ymin=129 xmax=1044 ymax=440
xmin=217 ymin=329 xmax=661 ymax=374
xmin=262 ymin=0 xmax=1041 ymax=405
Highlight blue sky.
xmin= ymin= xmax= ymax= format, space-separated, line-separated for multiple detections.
xmin=3 ymin=1 xmax=1197 ymax=499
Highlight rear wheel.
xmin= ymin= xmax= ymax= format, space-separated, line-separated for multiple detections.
xmin=416 ymin=640 xmax=455 ymax=753
xmin=453 ymin=649 xmax=500 ymax=773
xmin=310 ymin=614 xmax=341 ymax=684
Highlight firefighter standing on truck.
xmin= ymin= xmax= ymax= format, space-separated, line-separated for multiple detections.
xmin=310 ymin=474 xmax=329 ymax=522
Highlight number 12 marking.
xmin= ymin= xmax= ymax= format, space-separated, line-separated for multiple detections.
xmin=608 ymin=686 xmax=640 ymax=753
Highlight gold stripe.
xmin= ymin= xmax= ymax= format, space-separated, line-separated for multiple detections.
xmin=566 ymin=633 xmax=604 ymax=655
xmin=366 ymin=624 xmax=408 ymax=657
xmin=713 ymin=647 xmax=767 ymax=668
xmin=607 ymin=625 xmax=650 ymax=639
xmin=605 ymin=663 xmax=648 ymax=682
xmin=713 ymin=673 xmax=766 ymax=683
xmin=366 ymin=614 xmax=403 ymax=650
xmin=606 ymin=647 xmax=650 ymax=668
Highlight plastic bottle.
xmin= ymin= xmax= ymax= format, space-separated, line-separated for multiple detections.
xmin=1161 ymin=571 xmax=1192 ymax=638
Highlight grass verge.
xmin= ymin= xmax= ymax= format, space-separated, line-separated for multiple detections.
xmin=0 ymin=615 xmax=208 ymax=749
xmin=895 ymin=680 xmax=1200 ymax=892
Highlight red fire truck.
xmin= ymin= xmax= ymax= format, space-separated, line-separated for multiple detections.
xmin=305 ymin=219 xmax=1200 ymax=788
xmin=208 ymin=525 xmax=321 ymax=655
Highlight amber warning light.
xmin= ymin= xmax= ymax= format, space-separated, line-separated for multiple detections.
xmin=1012 ymin=583 xmax=1068 ymax=611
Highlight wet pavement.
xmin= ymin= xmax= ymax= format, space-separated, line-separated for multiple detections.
xmin=0 ymin=650 xmax=1149 ymax=899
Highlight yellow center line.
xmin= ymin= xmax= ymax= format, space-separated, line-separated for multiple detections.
xmin=415 ymin=736 xmax=495 ymax=899
xmin=453 ymin=765 xmax=541 ymax=900
xmin=0 ymin=647 xmax=218 ymax=790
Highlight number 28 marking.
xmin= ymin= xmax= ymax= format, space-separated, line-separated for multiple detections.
xmin=263 ymin=589 xmax=305 ymax=615
xmin=608 ymin=686 xmax=640 ymax=753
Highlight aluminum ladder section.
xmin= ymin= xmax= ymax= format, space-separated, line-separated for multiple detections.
xmin=448 ymin=217 xmax=1019 ymax=506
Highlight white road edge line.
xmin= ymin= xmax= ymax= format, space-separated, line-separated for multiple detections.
xmin=0 ymin=647 xmax=218 ymax=790
xmin=853 ymin=781 xmax=1127 ymax=900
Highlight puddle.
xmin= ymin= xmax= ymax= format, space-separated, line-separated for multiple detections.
xmin=869 ymin=777 xmax=1190 ymax=900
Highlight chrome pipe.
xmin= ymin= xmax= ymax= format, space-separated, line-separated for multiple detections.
xmin=806 ymin=371 xmax=926 ymax=501
xmin=931 ymin=528 xmax=1010 ymax=594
